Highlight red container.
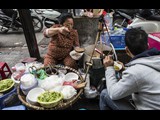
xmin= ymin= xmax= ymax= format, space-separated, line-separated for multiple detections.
xmin=148 ymin=33 xmax=160 ymax=50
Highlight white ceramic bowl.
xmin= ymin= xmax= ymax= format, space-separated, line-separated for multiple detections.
xmin=70 ymin=50 xmax=84 ymax=60
xmin=26 ymin=87 xmax=45 ymax=105
xmin=65 ymin=72 xmax=79 ymax=82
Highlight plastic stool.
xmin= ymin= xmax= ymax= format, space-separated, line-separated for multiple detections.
xmin=0 ymin=62 xmax=12 ymax=80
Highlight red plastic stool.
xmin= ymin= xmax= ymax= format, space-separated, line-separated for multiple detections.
xmin=0 ymin=62 xmax=12 ymax=80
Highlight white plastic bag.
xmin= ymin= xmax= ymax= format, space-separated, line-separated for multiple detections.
xmin=39 ymin=75 xmax=64 ymax=91
xmin=61 ymin=85 xmax=77 ymax=100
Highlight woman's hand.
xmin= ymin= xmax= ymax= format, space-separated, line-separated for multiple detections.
xmin=103 ymin=55 xmax=114 ymax=68
xmin=59 ymin=26 xmax=70 ymax=35
xmin=44 ymin=25 xmax=70 ymax=37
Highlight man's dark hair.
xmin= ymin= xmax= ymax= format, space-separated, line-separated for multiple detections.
xmin=125 ymin=28 xmax=148 ymax=55
xmin=59 ymin=13 xmax=73 ymax=24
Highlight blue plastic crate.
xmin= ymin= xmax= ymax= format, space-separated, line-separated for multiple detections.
xmin=110 ymin=35 xmax=126 ymax=48
xmin=101 ymin=33 xmax=126 ymax=49
xmin=0 ymin=87 xmax=21 ymax=109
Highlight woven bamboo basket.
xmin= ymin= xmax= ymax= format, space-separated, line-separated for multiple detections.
xmin=17 ymin=64 xmax=84 ymax=110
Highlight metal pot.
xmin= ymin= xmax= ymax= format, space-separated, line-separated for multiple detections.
xmin=83 ymin=44 xmax=112 ymax=69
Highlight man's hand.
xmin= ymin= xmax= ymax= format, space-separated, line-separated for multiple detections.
xmin=116 ymin=61 xmax=125 ymax=70
xmin=103 ymin=55 xmax=114 ymax=68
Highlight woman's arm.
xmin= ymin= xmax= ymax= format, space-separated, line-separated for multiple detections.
xmin=43 ymin=27 xmax=60 ymax=38
xmin=43 ymin=26 xmax=70 ymax=38
xmin=74 ymin=30 xmax=80 ymax=47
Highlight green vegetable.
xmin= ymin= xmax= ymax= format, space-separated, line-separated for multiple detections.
xmin=0 ymin=79 xmax=14 ymax=91
xmin=37 ymin=91 xmax=63 ymax=103
xmin=36 ymin=69 xmax=48 ymax=80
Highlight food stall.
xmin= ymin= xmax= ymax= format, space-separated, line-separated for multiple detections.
xmin=0 ymin=10 xmax=131 ymax=110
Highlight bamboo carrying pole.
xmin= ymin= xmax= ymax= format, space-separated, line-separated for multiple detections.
xmin=84 ymin=17 xmax=107 ymax=82
xmin=83 ymin=14 xmax=114 ymax=82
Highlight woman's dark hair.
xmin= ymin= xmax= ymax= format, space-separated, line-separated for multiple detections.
xmin=125 ymin=28 xmax=148 ymax=55
xmin=59 ymin=13 xmax=73 ymax=24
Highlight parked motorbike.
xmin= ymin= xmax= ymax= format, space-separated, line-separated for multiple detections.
xmin=0 ymin=9 xmax=43 ymax=33
xmin=127 ymin=9 xmax=160 ymax=33
xmin=41 ymin=9 xmax=61 ymax=28
xmin=33 ymin=9 xmax=53 ymax=14
xmin=113 ymin=9 xmax=139 ymax=28
xmin=33 ymin=9 xmax=71 ymax=15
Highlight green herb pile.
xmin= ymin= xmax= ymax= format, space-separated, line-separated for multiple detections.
xmin=0 ymin=79 xmax=14 ymax=91
xmin=37 ymin=91 xmax=63 ymax=102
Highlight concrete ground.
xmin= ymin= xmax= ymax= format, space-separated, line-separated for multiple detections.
xmin=0 ymin=29 xmax=49 ymax=69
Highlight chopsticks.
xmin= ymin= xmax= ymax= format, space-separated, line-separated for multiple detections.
xmin=107 ymin=49 xmax=113 ymax=56
xmin=95 ymin=48 xmax=113 ymax=59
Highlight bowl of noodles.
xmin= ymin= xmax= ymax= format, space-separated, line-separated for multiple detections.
xmin=114 ymin=61 xmax=123 ymax=71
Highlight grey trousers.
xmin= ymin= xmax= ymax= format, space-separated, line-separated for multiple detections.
xmin=99 ymin=89 xmax=136 ymax=110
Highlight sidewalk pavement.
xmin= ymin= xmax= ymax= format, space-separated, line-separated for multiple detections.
xmin=0 ymin=36 xmax=49 ymax=70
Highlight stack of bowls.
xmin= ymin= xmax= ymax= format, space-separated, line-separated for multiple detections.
xmin=20 ymin=74 xmax=38 ymax=95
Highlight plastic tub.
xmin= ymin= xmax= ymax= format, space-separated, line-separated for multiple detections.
xmin=148 ymin=33 xmax=160 ymax=50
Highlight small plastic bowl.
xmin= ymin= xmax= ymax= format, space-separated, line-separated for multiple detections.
xmin=26 ymin=87 xmax=45 ymax=105
xmin=65 ymin=72 xmax=79 ymax=82
xmin=11 ymin=71 xmax=25 ymax=84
